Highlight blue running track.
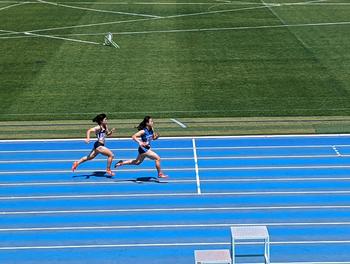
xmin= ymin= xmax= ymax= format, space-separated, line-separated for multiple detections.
xmin=1 ymin=135 xmax=350 ymax=263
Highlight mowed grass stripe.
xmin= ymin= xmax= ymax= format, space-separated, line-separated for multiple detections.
xmin=2 ymin=117 xmax=350 ymax=139
xmin=0 ymin=1 xmax=350 ymax=123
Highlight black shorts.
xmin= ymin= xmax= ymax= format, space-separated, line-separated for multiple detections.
xmin=94 ymin=141 xmax=105 ymax=149
xmin=138 ymin=145 xmax=150 ymax=154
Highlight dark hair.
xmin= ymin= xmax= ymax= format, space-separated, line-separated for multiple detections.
xmin=137 ymin=116 xmax=152 ymax=131
xmin=92 ymin=113 xmax=106 ymax=125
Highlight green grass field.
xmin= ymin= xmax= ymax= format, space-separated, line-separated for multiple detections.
xmin=1 ymin=0 xmax=350 ymax=137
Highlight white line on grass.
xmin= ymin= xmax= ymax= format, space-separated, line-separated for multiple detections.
xmin=170 ymin=118 xmax=187 ymax=128
xmin=261 ymin=0 xmax=311 ymax=50
xmin=0 ymin=0 xmax=341 ymax=39
xmin=37 ymin=0 xmax=162 ymax=18
xmin=2 ymin=205 xmax=350 ymax=215
xmin=2 ymin=190 xmax=350 ymax=200
xmin=2 ymin=1 xmax=347 ymax=5
xmin=0 ymin=4 xmax=272 ymax=37
xmin=24 ymin=31 xmax=100 ymax=45
xmin=0 ymin=2 xmax=26 ymax=11
xmin=72 ymin=21 xmax=350 ymax=37
xmin=192 ymin=138 xmax=201 ymax=194
xmin=0 ymin=18 xmax=349 ymax=41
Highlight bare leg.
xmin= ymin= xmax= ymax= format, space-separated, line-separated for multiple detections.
xmin=96 ymin=146 xmax=115 ymax=175
xmin=145 ymin=150 xmax=168 ymax=178
xmin=116 ymin=153 xmax=146 ymax=167
xmin=72 ymin=150 xmax=98 ymax=171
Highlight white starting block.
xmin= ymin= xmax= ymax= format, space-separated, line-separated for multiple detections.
xmin=104 ymin=32 xmax=120 ymax=48
xmin=194 ymin=249 xmax=231 ymax=264
xmin=231 ymin=226 xmax=270 ymax=264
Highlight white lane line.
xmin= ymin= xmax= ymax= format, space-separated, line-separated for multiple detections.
xmin=1 ymin=154 xmax=349 ymax=163
xmin=2 ymin=205 xmax=350 ymax=215
xmin=2 ymin=143 xmax=350 ymax=153
xmin=2 ymin=190 xmax=350 ymax=200
xmin=192 ymin=138 xmax=201 ymax=194
xmin=3 ymin=177 xmax=350 ymax=187
xmin=1 ymin=240 xmax=350 ymax=250
xmin=2 ymin=164 xmax=350 ymax=175
xmin=333 ymin=146 xmax=342 ymax=157
xmin=0 ymin=133 xmax=349 ymax=141
xmin=0 ymin=147 xmax=192 ymax=153
xmin=24 ymin=31 xmax=100 ymax=45
xmin=37 ymin=0 xmax=162 ymax=18
xmin=2 ymin=221 xmax=350 ymax=232
xmin=0 ymin=167 xmax=194 ymax=174
xmin=199 ymin=165 xmax=350 ymax=171
xmin=170 ymin=118 xmax=187 ymax=128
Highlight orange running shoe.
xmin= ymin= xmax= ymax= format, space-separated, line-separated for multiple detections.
xmin=106 ymin=169 xmax=115 ymax=177
xmin=158 ymin=172 xmax=168 ymax=178
xmin=72 ymin=161 xmax=78 ymax=172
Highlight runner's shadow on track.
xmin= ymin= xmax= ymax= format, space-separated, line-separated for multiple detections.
xmin=72 ymin=171 xmax=113 ymax=179
xmin=73 ymin=172 xmax=168 ymax=184
xmin=120 ymin=177 xmax=168 ymax=184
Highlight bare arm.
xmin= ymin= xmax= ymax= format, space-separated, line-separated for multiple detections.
xmin=85 ymin=127 xmax=97 ymax=143
xmin=132 ymin=130 xmax=146 ymax=146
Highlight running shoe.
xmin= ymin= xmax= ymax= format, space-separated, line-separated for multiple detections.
xmin=72 ymin=161 xmax=78 ymax=172
xmin=158 ymin=172 xmax=168 ymax=178
xmin=106 ymin=169 xmax=115 ymax=177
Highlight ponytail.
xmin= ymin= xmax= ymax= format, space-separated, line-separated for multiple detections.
xmin=92 ymin=113 xmax=106 ymax=125
xmin=137 ymin=116 xmax=152 ymax=131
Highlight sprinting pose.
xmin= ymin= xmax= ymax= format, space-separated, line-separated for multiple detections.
xmin=115 ymin=116 xmax=168 ymax=178
xmin=72 ymin=113 xmax=115 ymax=176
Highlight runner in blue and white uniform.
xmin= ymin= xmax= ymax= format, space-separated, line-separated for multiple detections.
xmin=72 ymin=113 xmax=116 ymax=177
xmin=115 ymin=116 xmax=168 ymax=178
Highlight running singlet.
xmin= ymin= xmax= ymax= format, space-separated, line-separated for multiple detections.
xmin=137 ymin=128 xmax=153 ymax=154
xmin=96 ymin=126 xmax=107 ymax=143
xmin=141 ymin=127 xmax=153 ymax=147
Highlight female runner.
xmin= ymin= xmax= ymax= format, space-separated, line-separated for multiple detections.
xmin=115 ymin=116 xmax=167 ymax=178
xmin=72 ymin=113 xmax=115 ymax=176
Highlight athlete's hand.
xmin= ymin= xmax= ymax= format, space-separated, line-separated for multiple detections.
xmin=140 ymin=142 xmax=149 ymax=147
xmin=153 ymin=132 xmax=159 ymax=140
xmin=108 ymin=128 xmax=115 ymax=136
xmin=85 ymin=138 xmax=90 ymax=144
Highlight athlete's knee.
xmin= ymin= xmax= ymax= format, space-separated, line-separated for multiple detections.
xmin=109 ymin=153 xmax=115 ymax=159
xmin=134 ymin=159 xmax=142 ymax=165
